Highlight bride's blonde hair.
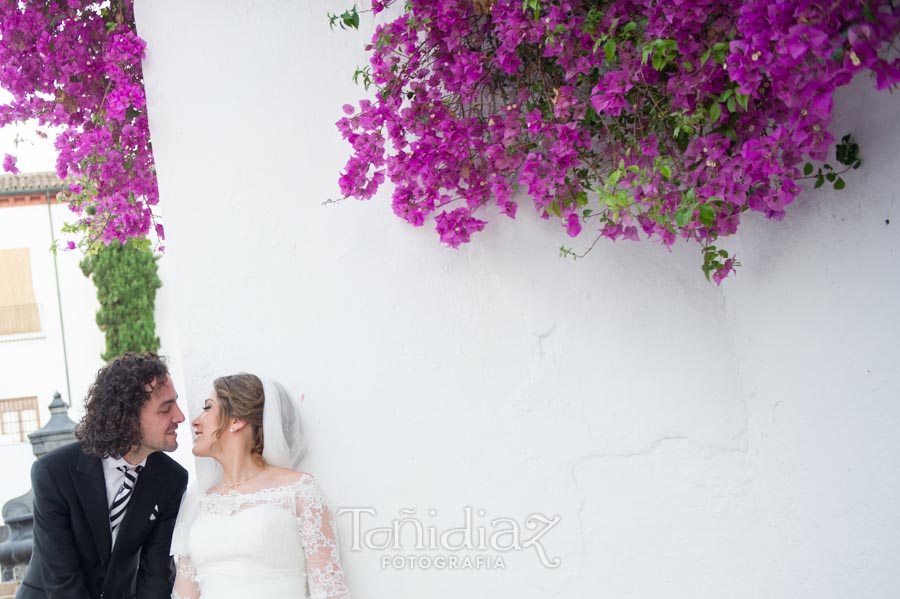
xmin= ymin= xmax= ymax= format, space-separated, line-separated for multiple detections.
xmin=212 ymin=373 xmax=265 ymax=459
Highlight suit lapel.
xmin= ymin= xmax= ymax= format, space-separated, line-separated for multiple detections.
xmin=71 ymin=450 xmax=112 ymax=564
xmin=109 ymin=452 xmax=164 ymax=560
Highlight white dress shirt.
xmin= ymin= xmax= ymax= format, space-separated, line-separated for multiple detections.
xmin=102 ymin=455 xmax=147 ymax=545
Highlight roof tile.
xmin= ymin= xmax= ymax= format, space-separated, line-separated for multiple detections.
xmin=0 ymin=171 xmax=65 ymax=193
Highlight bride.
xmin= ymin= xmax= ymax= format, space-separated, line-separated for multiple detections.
xmin=170 ymin=373 xmax=351 ymax=599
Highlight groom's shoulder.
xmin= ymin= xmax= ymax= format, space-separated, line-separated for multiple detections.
xmin=37 ymin=440 xmax=87 ymax=469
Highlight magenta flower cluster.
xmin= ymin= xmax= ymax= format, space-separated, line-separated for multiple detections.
xmin=337 ymin=0 xmax=900 ymax=282
xmin=0 ymin=0 xmax=160 ymax=250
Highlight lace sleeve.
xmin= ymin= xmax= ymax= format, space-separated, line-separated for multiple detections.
xmin=171 ymin=555 xmax=200 ymax=599
xmin=295 ymin=475 xmax=351 ymax=599
xmin=170 ymin=485 xmax=203 ymax=599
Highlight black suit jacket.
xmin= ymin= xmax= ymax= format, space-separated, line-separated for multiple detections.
xmin=17 ymin=441 xmax=188 ymax=599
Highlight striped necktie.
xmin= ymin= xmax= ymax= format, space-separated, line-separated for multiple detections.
xmin=109 ymin=464 xmax=143 ymax=539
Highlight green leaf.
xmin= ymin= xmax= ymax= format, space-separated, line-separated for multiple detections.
xmin=833 ymin=177 xmax=846 ymax=190
xmin=726 ymin=96 xmax=736 ymax=114
xmin=674 ymin=207 xmax=692 ymax=227
xmin=660 ymin=165 xmax=672 ymax=180
xmin=652 ymin=52 xmax=665 ymax=71
xmin=709 ymin=102 xmax=722 ymax=123
xmin=724 ymin=127 xmax=737 ymax=143
xmin=559 ymin=246 xmax=578 ymax=260
xmin=826 ymin=172 xmax=836 ymax=182
xmin=735 ymin=92 xmax=750 ymax=110
xmin=803 ymin=163 xmax=814 ymax=176
xmin=814 ymin=175 xmax=825 ymax=189
xmin=604 ymin=38 xmax=617 ymax=63
xmin=521 ymin=0 xmax=541 ymax=19
xmin=698 ymin=204 xmax=716 ymax=227
xmin=862 ymin=4 xmax=877 ymax=23
xmin=339 ymin=7 xmax=360 ymax=30
xmin=835 ymin=134 xmax=861 ymax=167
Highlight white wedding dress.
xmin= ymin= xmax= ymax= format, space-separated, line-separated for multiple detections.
xmin=171 ymin=473 xmax=351 ymax=599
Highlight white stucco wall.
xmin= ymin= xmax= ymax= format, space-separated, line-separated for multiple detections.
xmin=135 ymin=2 xmax=900 ymax=597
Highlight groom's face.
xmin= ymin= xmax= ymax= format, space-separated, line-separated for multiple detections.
xmin=138 ymin=375 xmax=185 ymax=454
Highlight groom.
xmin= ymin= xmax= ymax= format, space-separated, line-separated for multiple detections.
xmin=17 ymin=353 xmax=188 ymax=599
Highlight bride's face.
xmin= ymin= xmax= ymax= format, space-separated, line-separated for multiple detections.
xmin=191 ymin=390 xmax=221 ymax=457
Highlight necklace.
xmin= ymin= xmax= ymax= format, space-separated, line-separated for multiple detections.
xmin=223 ymin=465 xmax=267 ymax=490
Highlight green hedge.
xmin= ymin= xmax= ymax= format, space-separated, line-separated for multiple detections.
xmin=80 ymin=240 xmax=161 ymax=362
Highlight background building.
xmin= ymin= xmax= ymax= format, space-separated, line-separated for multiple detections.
xmin=0 ymin=172 xmax=186 ymax=524
xmin=0 ymin=172 xmax=105 ymax=522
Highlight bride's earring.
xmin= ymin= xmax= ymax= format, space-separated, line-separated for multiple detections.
xmin=230 ymin=426 xmax=235 ymax=432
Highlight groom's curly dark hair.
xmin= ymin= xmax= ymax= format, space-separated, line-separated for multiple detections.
xmin=75 ymin=352 xmax=169 ymax=458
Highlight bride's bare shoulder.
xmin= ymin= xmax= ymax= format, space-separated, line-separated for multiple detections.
xmin=268 ymin=466 xmax=313 ymax=486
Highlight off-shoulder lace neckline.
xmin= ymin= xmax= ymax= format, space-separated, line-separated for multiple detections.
xmin=202 ymin=472 xmax=313 ymax=500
